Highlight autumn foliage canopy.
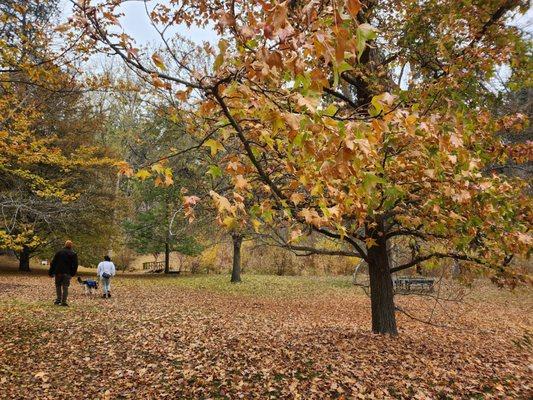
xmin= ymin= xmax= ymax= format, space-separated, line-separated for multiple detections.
xmin=37 ymin=0 xmax=533 ymax=333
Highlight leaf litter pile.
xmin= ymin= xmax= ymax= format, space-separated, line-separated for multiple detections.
xmin=0 ymin=273 xmax=531 ymax=399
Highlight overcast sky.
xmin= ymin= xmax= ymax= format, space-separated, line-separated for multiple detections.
xmin=60 ymin=0 xmax=218 ymax=46
xmin=114 ymin=1 xmax=217 ymax=45
xmin=59 ymin=0 xmax=531 ymax=46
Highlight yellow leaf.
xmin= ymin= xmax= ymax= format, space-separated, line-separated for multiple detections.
xmin=151 ymin=53 xmax=166 ymax=70
xmin=223 ymin=216 xmax=237 ymax=230
xmin=135 ymin=169 xmax=151 ymax=181
xmin=116 ymin=161 xmax=134 ymax=177
xmin=209 ymin=190 xmax=235 ymax=215
xmin=203 ymin=139 xmax=225 ymax=156
xmin=365 ymin=237 xmax=378 ymax=248
xmin=251 ymin=219 xmax=262 ymax=232
xmin=151 ymin=164 xmax=165 ymax=174
xmin=311 ymin=183 xmax=323 ymax=196
xmin=405 ymin=114 xmax=417 ymax=126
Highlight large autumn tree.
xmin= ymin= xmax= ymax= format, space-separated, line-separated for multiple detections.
xmin=71 ymin=0 xmax=531 ymax=334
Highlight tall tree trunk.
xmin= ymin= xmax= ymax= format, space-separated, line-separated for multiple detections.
xmin=18 ymin=245 xmax=31 ymax=272
xmin=231 ymin=233 xmax=243 ymax=283
xmin=164 ymin=242 xmax=170 ymax=274
xmin=367 ymin=236 xmax=398 ymax=335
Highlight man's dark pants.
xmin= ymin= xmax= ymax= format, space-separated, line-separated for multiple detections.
xmin=55 ymin=274 xmax=71 ymax=304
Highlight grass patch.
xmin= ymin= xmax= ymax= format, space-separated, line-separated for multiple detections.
xmin=119 ymin=273 xmax=358 ymax=298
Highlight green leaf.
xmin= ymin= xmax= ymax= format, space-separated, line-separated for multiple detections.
xmin=323 ymin=103 xmax=338 ymax=117
xmin=338 ymin=61 xmax=353 ymax=74
xmin=293 ymin=132 xmax=304 ymax=147
xmin=356 ymin=23 xmax=378 ymax=61
xmin=383 ymin=186 xmax=404 ymax=209
xmin=213 ymin=53 xmax=224 ymax=71
xmin=362 ymin=172 xmax=385 ymax=191
xmin=332 ymin=61 xmax=353 ymax=88
xmin=251 ymin=146 xmax=262 ymax=159
xmin=370 ymin=95 xmax=383 ymax=116
xmin=213 ymin=39 xmax=229 ymax=71
xmin=262 ymin=209 xmax=273 ymax=223
xmin=207 ymin=165 xmax=222 ymax=178
xmin=260 ymin=131 xmax=275 ymax=149
xmin=245 ymin=39 xmax=258 ymax=49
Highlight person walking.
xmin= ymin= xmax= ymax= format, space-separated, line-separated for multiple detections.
xmin=97 ymin=255 xmax=116 ymax=298
xmin=48 ymin=240 xmax=78 ymax=306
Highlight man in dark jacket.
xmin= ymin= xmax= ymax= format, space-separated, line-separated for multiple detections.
xmin=48 ymin=240 xmax=78 ymax=306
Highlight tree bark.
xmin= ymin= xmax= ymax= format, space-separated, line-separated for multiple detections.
xmin=18 ymin=245 xmax=31 ymax=272
xmin=164 ymin=242 xmax=170 ymax=274
xmin=231 ymin=233 xmax=243 ymax=283
xmin=367 ymin=236 xmax=398 ymax=335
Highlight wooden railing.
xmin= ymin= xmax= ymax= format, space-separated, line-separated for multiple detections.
xmin=142 ymin=260 xmax=196 ymax=273
xmin=142 ymin=261 xmax=165 ymax=272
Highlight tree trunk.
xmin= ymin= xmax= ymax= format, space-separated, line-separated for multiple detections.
xmin=367 ymin=237 xmax=398 ymax=335
xmin=164 ymin=242 xmax=170 ymax=274
xmin=18 ymin=245 xmax=31 ymax=272
xmin=231 ymin=233 xmax=243 ymax=283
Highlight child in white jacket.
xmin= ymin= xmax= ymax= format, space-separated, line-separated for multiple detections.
xmin=96 ymin=255 xmax=116 ymax=298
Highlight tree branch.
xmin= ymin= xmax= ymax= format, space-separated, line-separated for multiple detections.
xmin=467 ymin=0 xmax=521 ymax=49
xmin=212 ymin=88 xmax=286 ymax=200
xmin=314 ymin=227 xmax=368 ymax=261
xmin=279 ymin=243 xmax=359 ymax=257
xmin=390 ymin=252 xmax=488 ymax=273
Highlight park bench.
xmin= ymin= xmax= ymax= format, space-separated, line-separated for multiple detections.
xmin=393 ymin=276 xmax=435 ymax=292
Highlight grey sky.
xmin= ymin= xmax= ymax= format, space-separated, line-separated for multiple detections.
xmin=113 ymin=1 xmax=217 ymax=46
xmin=59 ymin=0 xmax=218 ymax=46
xmin=60 ymin=1 xmax=531 ymax=47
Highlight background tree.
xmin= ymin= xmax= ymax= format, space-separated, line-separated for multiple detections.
xmin=124 ymin=180 xmax=204 ymax=273
xmin=111 ymin=94 xmax=213 ymax=273
xmin=0 ymin=1 xmax=117 ymax=270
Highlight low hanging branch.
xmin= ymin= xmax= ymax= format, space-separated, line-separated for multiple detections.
xmin=391 ymin=252 xmax=491 ymax=274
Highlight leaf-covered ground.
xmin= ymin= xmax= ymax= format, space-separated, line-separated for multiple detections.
xmin=0 ymin=271 xmax=531 ymax=399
